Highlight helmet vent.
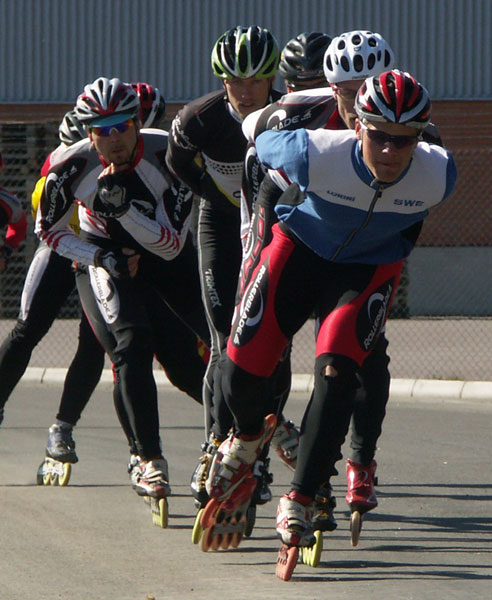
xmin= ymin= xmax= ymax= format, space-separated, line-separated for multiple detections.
xmin=353 ymin=55 xmax=364 ymax=72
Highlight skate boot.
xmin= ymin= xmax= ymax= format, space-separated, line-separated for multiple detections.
xmin=191 ymin=434 xmax=221 ymax=544
xmin=199 ymin=413 xmax=277 ymax=552
xmin=37 ymin=423 xmax=78 ymax=487
xmin=271 ymin=419 xmax=299 ymax=471
xmin=346 ymin=459 xmax=378 ymax=547
xmin=191 ymin=433 xmax=221 ymax=509
xmin=312 ymin=482 xmax=337 ymax=532
xmin=134 ymin=457 xmax=171 ymax=528
xmin=276 ymin=491 xmax=316 ymax=580
xmin=128 ymin=454 xmax=142 ymax=489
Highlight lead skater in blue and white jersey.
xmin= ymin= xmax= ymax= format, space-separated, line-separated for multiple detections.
xmin=205 ymin=70 xmax=457 ymax=557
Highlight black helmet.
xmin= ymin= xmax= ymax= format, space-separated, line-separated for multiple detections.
xmin=279 ymin=32 xmax=332 ymax=88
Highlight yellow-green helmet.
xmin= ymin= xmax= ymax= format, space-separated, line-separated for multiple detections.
xmin=211 ymin=25 xmax=280 ymax=80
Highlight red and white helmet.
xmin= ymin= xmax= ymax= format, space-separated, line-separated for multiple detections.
xmin=130 ymin=82 xmax=166 ymax=128
xmin=75 ymin=77 xmax=140 ymax=124
xmin=355 ymin=69 xmax=431 ymax=129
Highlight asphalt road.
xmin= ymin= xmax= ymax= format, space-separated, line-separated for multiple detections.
xmin=0 ymin=382 xmax=491 ymax=600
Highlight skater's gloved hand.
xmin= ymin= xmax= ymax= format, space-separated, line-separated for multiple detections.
xmin=95 ymin=171 xmax=132 ymax=218
xmin=94 ymin=247 xmax=140 ymax=279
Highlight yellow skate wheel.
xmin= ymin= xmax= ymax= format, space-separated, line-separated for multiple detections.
xmin=310 ymin=530 xmax=323 ymax=567
xmin=192 ymin=509 xmax=204 ymax=544
xmin=350 ymin=510 xmax=362 ymax=547
xmin=58 ymin=463 xmax=72 ymax=486
xmin=42 ymin=463 xmax=51 ymax=486
xmin=50 ymin=471 xmax=59 ymax=485
xmin=151 ymin=498 xmax=168 ymax=528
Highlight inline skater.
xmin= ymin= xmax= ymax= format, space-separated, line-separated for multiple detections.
xmin=165 ymin=25 xmax=285 ymax=521
xmin=35 ymin=77 xmax=210 ymax=509
xmin=38 ymin=85 xmax=209 ymax=485
xmin=241 ymin=31 xmax=443 ymax=543
xmin=205 ymin=69 xmax=456 ymax=576
xmin=0 ymin=153 xmax=27 ymax=424
xmin=241 ymin=33 xmax=334 ymax=523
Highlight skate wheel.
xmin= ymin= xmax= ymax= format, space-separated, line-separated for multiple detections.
xmin=210 ymin=532 xmax=222 ymax=551
xmin=200 ymin=498 xmax=220 ymax=528
xmin=151 ymin=498 xmax=168 ymax=528
xmin=36 ymin=462 xmax=45 ymax=485
xmin=192 ymin=508 xmax=204 ymax=544
xmin=244 ymin=504 xmax=256 ymax=537
xmin=230 ymin=530 xmax=243 ymax=549
xmin=42 ymin=468 xmax=51 ymax=486
xmin=276 ymin=544 xmax=299 ymax=581
xmin=350 ymin=510 xmax=362 ymax=547
xmin=220 ymin=532 xmax=232 ymax=550
xmin=58 ymin=463 xmax=72 ymax=486
xmin=302 ymin=530 xmax=322 ymax=567
xmin=200 ymin=526 xmax=214 ymax=552
xmin=50 ymin=471 xmax=59 ymax=485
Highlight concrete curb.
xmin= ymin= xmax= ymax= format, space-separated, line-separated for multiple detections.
xmin=21 ymin=367 xmax=492 ymax=401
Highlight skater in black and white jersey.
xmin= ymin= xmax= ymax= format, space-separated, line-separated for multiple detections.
xmin=35 ymin=77 xmax=209 ymax=501
xmin=166 ymin=25 xmax=287 ymax=511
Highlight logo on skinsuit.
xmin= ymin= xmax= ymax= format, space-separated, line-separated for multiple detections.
xmin=356 ymin=278 xmax=395 ymax=352
xmin=232 ymin=262 xmax=268 ymax=346
xmin=89 ymin=266 xmax=119 ymax=324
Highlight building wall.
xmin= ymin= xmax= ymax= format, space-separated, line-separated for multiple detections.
xmin=0 ymin=0 xmax=491 ymax=103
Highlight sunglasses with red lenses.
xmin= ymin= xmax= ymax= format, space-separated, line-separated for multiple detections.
xmin=91 ymin=118 xmax=134 ymax=137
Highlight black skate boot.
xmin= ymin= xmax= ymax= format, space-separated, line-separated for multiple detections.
xmin=312 ymin=482 xmax=337 ymax=532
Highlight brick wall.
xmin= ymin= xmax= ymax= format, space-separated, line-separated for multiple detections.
xmin=2 ymin=100 xmax=490 ymax=248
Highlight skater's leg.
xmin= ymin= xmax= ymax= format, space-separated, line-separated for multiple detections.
xmin=350 ymin=333 xmax=390 ymax=465
xmin=55 ymin=312 xmax=106 ymax=425
xmin=0 ymin=245 xmax=74 ymax=410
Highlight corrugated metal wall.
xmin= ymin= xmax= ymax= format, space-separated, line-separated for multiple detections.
xmin=0 ymin=0 xmax=490 ymax=102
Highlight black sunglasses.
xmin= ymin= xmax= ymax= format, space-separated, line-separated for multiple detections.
xmin=361 ymin=123 xmax=421 ymax=149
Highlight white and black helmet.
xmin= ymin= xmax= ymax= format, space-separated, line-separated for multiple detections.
xmin=75 ymin=77 xmax=140 ymax=125
xmin=323 ymin=30 xmax=395 ymax=83
xmin=58 ymin=109 xmax=86 ymax=145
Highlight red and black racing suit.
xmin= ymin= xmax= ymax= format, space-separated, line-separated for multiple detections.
xmin=240 ymin=87 xmax=443 ymax=472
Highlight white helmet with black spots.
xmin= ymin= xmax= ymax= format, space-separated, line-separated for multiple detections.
xmin=323 ymin=30 xmax=395 ymax=83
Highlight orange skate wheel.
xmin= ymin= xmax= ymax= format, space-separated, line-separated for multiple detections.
xmin=276 ymin=544 xmax=299 ymax=581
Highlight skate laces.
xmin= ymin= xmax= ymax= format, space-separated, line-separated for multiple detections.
xmin=141 ymin=458 xmax=169 ymax=483
xmin=277 ymin=493 xmax=314 ymax=532
xmin=214 ymin=428 xmax=270 ymax=482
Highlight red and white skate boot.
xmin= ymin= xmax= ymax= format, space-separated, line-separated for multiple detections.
xmin=346 ymin=459 xmax=378 ymax=510
xmin=346 ymin=459 xmax=377 ymax=547
xmin=275 ymin=491 xmax=315 ymax=581
xmin=206 ymin=413 xmax=277 ymax=502
xmin=134 ymin=457 xmax=172 ymax=499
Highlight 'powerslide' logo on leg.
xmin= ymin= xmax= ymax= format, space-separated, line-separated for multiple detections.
xmin=232 ymin=264 xmax=267 ymax=346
